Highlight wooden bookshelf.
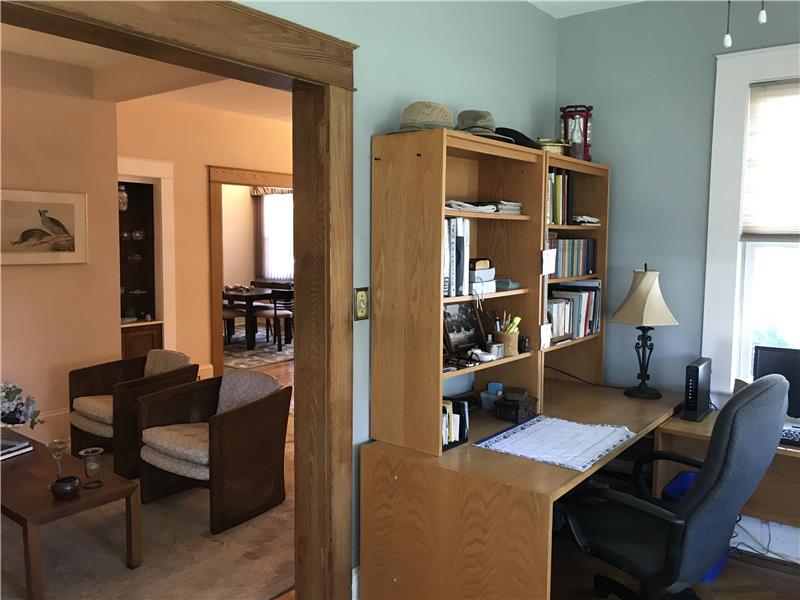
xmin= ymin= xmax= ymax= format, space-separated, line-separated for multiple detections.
xmin=544 ymin=332 xmax=602 ymax=353
xmin=442 ymin=352 xmax=534 ymax=380
xmin=443 ymin=209 xmax=532 ymax=221
xmin=547 ymin=274 xmax=598 ymax=284
xmin=442 ymin=288 xmax=529 ymax=304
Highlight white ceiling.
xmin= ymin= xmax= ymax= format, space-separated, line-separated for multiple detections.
xmin=531 ymin=1 xmax=642 ymax=19
xmin=1 ymin=24 xmax=292 ymax=122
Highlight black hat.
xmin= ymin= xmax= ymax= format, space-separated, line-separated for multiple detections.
xmin=495 ymin=128 xmax=541 ymax=149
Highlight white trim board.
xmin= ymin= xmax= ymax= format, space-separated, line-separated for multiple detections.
xmin=117 ymin=156 xmax=177 ymax=350
xmin=701 ymin=44 xmax=800 ymax=394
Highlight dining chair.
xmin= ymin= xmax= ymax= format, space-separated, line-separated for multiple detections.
xmin=254 ymin=288 xmax=294 ymax=351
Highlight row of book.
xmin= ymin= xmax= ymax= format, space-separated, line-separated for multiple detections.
xmin=442 ymin=398 xmax=470 ymax=448
xmin=547 ymin=234 xmax=596 ymax=279
xmin=546 ymin=170 xmax=574 ymax=225
xmin=442 ymin=217 xmax=470 ymax=297
xmin=547 ymin=279 xmax=602 ymax=342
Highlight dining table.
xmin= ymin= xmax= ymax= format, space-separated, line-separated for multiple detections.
xmin=223 ymin=288 xmax=272 ymax=350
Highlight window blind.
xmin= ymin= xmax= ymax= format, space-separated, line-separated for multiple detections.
xmin=740 ymin=78 xmax=800 ymax=240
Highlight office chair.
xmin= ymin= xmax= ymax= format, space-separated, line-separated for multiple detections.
xmin=566 ymin=374 xmax=789 ymax=600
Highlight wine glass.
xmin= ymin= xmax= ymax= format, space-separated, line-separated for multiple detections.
xmin=78 ymin=447 xmax=104 ymax=489
xmin=48 ymin=439 xmax=69 ymax=477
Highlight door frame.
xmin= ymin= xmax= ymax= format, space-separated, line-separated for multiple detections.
xmin=2 ymin=3 xmax=355 ymax=598
xmin=209 ymin=166 xmax=293 ymax=375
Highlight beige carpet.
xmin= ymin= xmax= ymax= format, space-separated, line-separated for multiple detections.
xmin=1 ymin=417 xmax=295 ymax=600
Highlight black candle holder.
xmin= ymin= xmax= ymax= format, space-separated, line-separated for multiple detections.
xmin=624 ymin=326 xmax=663 ymax=399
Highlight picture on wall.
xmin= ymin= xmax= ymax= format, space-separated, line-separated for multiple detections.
xmin=1 ymin=190 xmax=88 ymax=265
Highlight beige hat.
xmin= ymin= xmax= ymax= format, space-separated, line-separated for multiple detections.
xmin=456 ymin=110 xmax=514 ymax=143
xmin=390 ymin=101 xmax=455 ymax=133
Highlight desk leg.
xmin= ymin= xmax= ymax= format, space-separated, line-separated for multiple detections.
xmin=126 ymin=489 xmax=142 ymax=568
xmin=245 ymin=305 xmax=257 ymax=350
xmin=22 ymin=522 xmax=43 ymax=600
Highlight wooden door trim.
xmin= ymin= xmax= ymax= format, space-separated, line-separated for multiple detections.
xmin=2 ymin=3 xmax=355 ymax=598
xmin=209 ymin=166 xmax=293 ymax=188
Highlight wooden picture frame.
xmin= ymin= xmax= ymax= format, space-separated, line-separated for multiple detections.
xmin=443 ymin=301 xmax=486 ymax=355
xmin=1 ymin=189 xmax=88 ymax=265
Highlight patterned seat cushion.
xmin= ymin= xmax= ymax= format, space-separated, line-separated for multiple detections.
xmin=70 ymin=411 xmax=113 ymax=438
xmin=144 ymin=349 xmax=191 ymax=377
xmin=217 ymin=370 xmax=279 ymax=414
xmin=73 ymin=395 xmax=113 ymax=425
xmin=141 ymin=423 xmax=209 ymax=465
xmin=141 ymin=446 xmax=209 ymax=481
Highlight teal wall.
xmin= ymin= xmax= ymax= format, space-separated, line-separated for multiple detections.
xmin=251 ymin=1 xmax=558 ymax=563
xmin=556 ymin=1 xmax=800 ymax=392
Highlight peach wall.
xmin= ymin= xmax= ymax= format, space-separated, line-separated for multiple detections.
xmin=116 ymin=98 xmax=291 ymax=365
xmin=222 ymin=184 xmax=257 ymax=287
xmin=1 ymin=52 xmax=120 ymax=443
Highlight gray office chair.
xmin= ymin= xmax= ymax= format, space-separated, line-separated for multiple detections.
xmin=566 ymin=374 xmax=789 ymax=600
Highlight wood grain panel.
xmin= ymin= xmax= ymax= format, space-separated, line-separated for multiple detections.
xmin=208 ymin=166 xmax=292 ymax=187
xmin=2 ymin=1 xmax=356 ymax=90
xmin=209 ymin=181 xmax=224 ymax=375
xmin=360 ymin=443 xmax=553 ymax=599
xmin=371 ymin=129 xmax=445 ymax=456
xmin=293 ymin=82 xmax=353 ymax=600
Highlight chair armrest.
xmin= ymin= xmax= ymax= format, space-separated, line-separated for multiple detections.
xmin=68 ymin=356 xmax=146 ymax=406
xmin=139 ymin=377 xmax=221 ymax=431
xmin=566 ymin=487 xmax=685 ymax=553
xmin=633 ymin=450 xmax=704 ymax=499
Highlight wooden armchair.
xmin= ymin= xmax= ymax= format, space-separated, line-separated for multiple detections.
xmin=68 ymin=350 xmax=198 ymax=479
xmin=138 ymin=370 xmax=291 ymax=533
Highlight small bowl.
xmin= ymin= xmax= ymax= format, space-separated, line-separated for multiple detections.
xmin=50 ymin=475 xmax=81 ymax=500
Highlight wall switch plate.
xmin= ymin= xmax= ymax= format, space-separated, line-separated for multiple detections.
xmin=354 ymin=287 xmax=369 ymax=321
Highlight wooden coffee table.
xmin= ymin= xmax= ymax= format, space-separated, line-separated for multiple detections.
xmin=1 ymin=435 xmax=141 ymax=599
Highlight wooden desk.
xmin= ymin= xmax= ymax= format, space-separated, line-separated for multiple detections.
xmin=360 ymin=380 xmax=681 ymax=599
xmin=655 ymin=413 xmax=800 ymax=527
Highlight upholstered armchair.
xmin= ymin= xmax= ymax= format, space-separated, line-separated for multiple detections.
xmin=138 ymin=370 xmax=291 ymax=534
xmin=69 ymin=349 xmax=198 ymax=479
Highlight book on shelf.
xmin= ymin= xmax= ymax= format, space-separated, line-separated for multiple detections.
xmin=551 ymin=238 xmax=596 ymax=278
xmin=547 ymin=169 xmax=600 ymax=226
xmin=547 ymin=297 xmax=572 ymax=341
xmin=442 ymin=399 xmax=469 ymax=449
xmin=442 ymin=217 xmax=477 ymax=298
xmin=548 ymin=279 xmax=602 ymax=341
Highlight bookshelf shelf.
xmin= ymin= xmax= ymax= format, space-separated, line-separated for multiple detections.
xmin=444 ymin=209 xmax=531 ymax=221
xmin=547 ymin=224 xmax=602 ymax=231
xmin=442 ymin=352 xmax=534 ymax=380
xmin=548 ymin=274 xmax=599 ymax=284
xmin=547 ymin=153 xmax=609 ymax=176
xmin=442 ymin=288 xmax=529 ymax=304
xmin=544 ymin=333 xmax=602 ymax=353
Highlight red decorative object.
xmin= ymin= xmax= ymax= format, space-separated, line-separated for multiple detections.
xmin=560 ymin=105 xmax=593 ymax=162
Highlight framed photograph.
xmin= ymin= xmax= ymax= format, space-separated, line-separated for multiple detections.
xmin=443 ymin=301 xmax=485 ymax=354
xmin=1 ymin=190 xmax=88 ymax=265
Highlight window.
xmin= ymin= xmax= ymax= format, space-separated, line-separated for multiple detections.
xmin=259 ymin=192 xmax=294 ymax=280
xmin=736 ymin=79 xmax=800 ymax=380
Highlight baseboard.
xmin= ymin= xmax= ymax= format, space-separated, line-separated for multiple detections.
xmin=352 ymin=565 xmax=359 ymax=599
xmin=730 ymin=548 xmax=800 ymax=575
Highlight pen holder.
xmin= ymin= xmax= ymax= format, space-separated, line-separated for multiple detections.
xmin=493 ymin=331 xmax=519 ymax=357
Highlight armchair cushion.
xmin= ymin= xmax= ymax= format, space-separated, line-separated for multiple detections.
xmin=70 ymin=411 xmax=113 ymax=438
xmin=142 ymin=422 xmax=209 ymax=465
xmin=141 ymin=446 xmax=209 ymax=481
xmin=144 ymin=349 xmax=191 ymax=377
xmin=217 ymin=370 xmax=279 ymax=414
xmin=73 ymin=395 xmax=113 ymax=424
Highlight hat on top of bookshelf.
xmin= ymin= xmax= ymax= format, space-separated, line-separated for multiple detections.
xmin=456 ymin=110 xmax=514 ymax=143
xmin=495 ymin=127 xmax=541 ymax=149
xmin=389 ymin=101 xmax=455 ymax=133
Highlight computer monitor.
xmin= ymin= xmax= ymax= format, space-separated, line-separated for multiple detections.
xmin=753 ymin=346 xmax=800 ymax=418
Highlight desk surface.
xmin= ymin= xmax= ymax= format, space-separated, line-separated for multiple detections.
xmin=370 ymin=379 xmax=681 ymax=502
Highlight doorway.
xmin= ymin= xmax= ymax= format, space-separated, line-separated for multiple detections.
xmin=1 ymin=3 xmax=355 ymax=597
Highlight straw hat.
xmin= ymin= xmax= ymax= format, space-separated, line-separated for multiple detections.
xmin=456 ymin=110 xmax=514 ymax=143
xmin=390 ymin=101 xmax=455 ymax=133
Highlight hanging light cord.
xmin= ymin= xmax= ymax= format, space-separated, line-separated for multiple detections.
xmin=726 ymin=1 xmax=732 ymax=34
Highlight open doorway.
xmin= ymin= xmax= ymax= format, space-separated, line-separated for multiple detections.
xmin=0 ymin=3 xmax=354 ymax=597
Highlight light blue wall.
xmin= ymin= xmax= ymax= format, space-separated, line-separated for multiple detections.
xmin=251 ymin=1 xmax=558 ymax=562
xmin=556 ymin=1 xmax=800 ymax=392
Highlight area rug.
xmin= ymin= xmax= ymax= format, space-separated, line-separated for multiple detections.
xmin=224 ymin=324 xmax=293 ymax=369
xmin=1 ymin=418 xmax=295 ymax=600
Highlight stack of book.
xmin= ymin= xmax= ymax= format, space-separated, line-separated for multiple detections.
xmin=442 ymin=217 xmax=470 ymax=297
xmin=546 ymin=170 xmax=574 ymax=225
xmin=547 ymin=233 xmax=596 ymax=278
xmin=442 ymin=398 xmax=470 ymax=449
xmin=547 ymin=279 xmax=602 ymax=342
xmin=469 ymin=258 xmax=496 ymax=295
xmin=1 ymin=430 xmax=33 ymax=461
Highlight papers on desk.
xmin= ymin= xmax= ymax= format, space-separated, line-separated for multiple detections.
xmin=474 ymin=415 xmax=634 ymax=472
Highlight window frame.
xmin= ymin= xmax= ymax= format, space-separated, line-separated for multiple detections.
xmin=702 ymin=43 xmax=800 ymax=395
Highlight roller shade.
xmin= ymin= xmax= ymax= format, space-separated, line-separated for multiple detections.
xmin=740 ymin=78 xmax=800 ymax=240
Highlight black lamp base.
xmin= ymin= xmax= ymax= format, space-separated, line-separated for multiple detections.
xmin=624 ymin=384 xmax=662 ymax=399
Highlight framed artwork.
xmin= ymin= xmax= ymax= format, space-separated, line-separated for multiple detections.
xmin=443 ymin=301 xmax=485 ymax=354
xmin=1 ymin=190 xmax=88 ymax=265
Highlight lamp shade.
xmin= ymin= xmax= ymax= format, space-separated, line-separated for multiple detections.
xmin=612 ymin=269 xmax=678 ymax=327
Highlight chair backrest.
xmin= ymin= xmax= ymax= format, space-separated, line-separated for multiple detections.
xmin=672 ymin=374 xmax=788 ymax=587
xmin=252 ymin=279 xmax=293 ymax=290
xmin=143 ymin=349 xmax=192 ymax=377
xmin=217 ymin=369 xmax=280 ymax=414
xmin=271 ymin=288 xmax=294 ymax=312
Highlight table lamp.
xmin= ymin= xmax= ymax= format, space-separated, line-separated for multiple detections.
xmin=612 ymin=264 xmax=677 ymax=399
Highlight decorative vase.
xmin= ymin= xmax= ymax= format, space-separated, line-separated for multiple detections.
xmin=50 ymin=475 xmax=81 ymax=500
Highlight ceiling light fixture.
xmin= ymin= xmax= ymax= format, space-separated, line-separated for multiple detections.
xmin=758 ymin=0 xmax=767 ymax=24
xmin=723 ymin=1 xmax=733 ymax=48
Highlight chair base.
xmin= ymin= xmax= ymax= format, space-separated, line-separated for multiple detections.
xmin=593 ymin=576 xmax=698 ymax=600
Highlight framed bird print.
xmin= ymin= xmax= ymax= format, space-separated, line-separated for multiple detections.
xmin=1 ymin=190 xmax=88 ymax=265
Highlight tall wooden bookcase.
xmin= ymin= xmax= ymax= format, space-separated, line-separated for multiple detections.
xmin=370 ymin=129 xmax=609 ymax=457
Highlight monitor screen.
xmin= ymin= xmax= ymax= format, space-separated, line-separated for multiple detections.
xmin=753 ymin=346 xmax=800 ymax=418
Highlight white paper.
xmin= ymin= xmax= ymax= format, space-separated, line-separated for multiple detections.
xmin=542 ymin=248 xmax=557 ymax=275
xmin=540 ymin=323 xmax=552 ymax=349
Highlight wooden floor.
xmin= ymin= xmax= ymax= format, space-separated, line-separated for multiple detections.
xmin=249 ymin=359 xmax=294 ymax=389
